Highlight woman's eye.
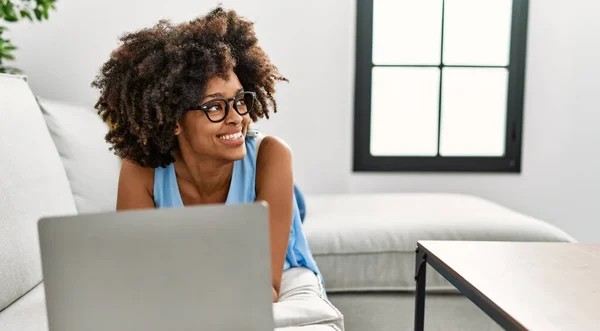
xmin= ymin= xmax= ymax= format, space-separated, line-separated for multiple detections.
xmin=204 ymin=104 xmax=221 ymax=112
xmin=236 ymin=99 xmax=246 ymax=106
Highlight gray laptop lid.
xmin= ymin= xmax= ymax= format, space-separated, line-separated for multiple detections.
xmin=38 ymin=203 xmax=273 ymax=331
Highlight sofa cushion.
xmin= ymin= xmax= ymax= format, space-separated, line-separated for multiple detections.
xmin=37 ymin=97 xmax=121 ymax=213
xmin=274 ymin=267 xmax=343 ymax=330
xmin=303 ymin=193 xmax=575 ymax=293
xmin=0 ymin=283 xmax=47 ymax=331
xmin=0 ymin=74 xmax=77 ymax=312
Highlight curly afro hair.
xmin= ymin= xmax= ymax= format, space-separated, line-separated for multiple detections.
xmin=91 ymin=6 xmax=287 ymax=168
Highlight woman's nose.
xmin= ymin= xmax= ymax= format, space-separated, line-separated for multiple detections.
xmin=225 ymin=102 xmax=243 ymax=124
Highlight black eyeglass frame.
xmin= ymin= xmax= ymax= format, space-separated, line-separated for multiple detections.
xmin=188 ymin=91 xmax=257 ymax=123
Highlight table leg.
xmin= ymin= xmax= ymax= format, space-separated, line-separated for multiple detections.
xmin=414 ymin=247 xmax=427 ymax=331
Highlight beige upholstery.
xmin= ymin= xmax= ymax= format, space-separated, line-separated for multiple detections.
xmin=304 ymin=193 xmax=575 ymax=293
xmin=0 ymin=74 xmax=76 ymax=312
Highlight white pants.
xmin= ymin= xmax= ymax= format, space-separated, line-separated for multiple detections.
xmin=273 ymin=267 xmax=344 ymax=331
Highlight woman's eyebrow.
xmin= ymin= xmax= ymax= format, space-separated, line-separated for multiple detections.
xmin=203 ymin=92 xmax=224 ymax=99
xmin=202 ymin=88 xmax=244 ymax=100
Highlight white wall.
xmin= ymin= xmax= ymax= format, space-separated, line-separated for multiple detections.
xmin=7 ymin=0 xmax=600 ymax=242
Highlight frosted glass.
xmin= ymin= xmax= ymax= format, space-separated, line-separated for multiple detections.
xmin=370 ymin=67 xmax=440 ymax=156
xmin=443 ymin=0 xmax=513 ymax=66
xmin=372 ymin=0 xmax=443 ymax=65
xmin=440 ymin=68 xmax=508 ymax=156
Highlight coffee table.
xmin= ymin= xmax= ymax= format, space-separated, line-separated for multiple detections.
xmin=414 ymin=241 xmax=600 ymax=331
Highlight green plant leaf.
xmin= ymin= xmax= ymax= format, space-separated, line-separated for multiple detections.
xmin=33 ymin=7 xmax=42 ymax=20
xmin=5 ymin=11 xmax=19 ymax=21
xmin=40 ymin=1 xmax=50 ymax=19
xmin=20 ymin=10 xmax=33 ymax=21
xmin=4 ymin=1 xmax=18 ymax=21
xmin=0 ymin=1 xmax=55 ymax=73
xmin=0 ymin=40 xmax=16 ymax=52
xmin=0 ymin=66 xmax=24 ymax=74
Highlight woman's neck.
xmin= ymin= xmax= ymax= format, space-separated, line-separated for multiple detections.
xmin=173 ymin=148 xmax=233 ymax=203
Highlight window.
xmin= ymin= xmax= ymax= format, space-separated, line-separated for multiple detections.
xmin=353 ymin=0 xmax=529 ymax=172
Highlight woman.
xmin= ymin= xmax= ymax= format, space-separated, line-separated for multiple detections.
xmin=92 ymin=6 xmax=343 ymax=330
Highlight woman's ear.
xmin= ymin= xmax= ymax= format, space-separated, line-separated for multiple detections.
xmin=174 ymin=122 xmax=181 ymax=136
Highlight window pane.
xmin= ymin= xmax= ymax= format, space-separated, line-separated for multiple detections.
xmin=443 ymin=0 xmax=513 ymax=66
xmin=370 ymin=67 xmax=440 ymax=156
xmin=440 ymin=68 xmax=508 ymax=156
xmin=373 ymin=0 xmax=443 ymax=65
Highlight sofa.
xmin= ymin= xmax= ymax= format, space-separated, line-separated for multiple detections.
xmin=0 ymin=73 xmax=575 ymax=331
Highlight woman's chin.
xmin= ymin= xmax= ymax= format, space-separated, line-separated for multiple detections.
xmin=221 ymin=145 xmax=247 ymax=162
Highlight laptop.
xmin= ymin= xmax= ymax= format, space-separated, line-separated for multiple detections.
xmin=38 ymin=202 xmax=274 ymax=331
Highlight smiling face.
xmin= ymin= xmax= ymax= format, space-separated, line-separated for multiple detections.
xmin=175 ymin=71 xmax=252 ymax=162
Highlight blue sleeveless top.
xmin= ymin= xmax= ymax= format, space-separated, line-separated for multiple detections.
xmin=153 ymin=134 xmax=324 ymax=291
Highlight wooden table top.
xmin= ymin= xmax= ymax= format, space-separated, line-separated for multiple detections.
xmin=418 ymin=241 xmax=600 ymax=331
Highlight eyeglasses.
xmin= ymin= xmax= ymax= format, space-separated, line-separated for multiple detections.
xmin=188 ymin=91 xmax=256 ymax=123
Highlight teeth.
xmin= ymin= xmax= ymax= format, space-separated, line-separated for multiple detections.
xmin=219 ymin=131 xmax=243 ymax=140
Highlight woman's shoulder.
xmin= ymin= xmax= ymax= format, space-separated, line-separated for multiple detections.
xmin=121 ymin=159 xmax=156 ymax=177
xmin=250 ymin=130 xmax=292 ymax=162
xmin=117 ymin=159 xmax=155 ymax=209
xmin=260 ymin=136 xmax=292 ymax=155
xmin=254 ymin=132 xmax=293 ymax=183
xmin=252 ymin=132 xmax=294 ymax=205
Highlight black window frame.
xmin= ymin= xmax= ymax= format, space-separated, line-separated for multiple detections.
xmin=353 ymin=0 xmax=529 ymax=172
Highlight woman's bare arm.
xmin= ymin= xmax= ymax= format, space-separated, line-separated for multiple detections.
xmin=255 ymin=136 xmax=294 ymax=302
xmin=116 ymin=160 xmax=155 ymax=211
